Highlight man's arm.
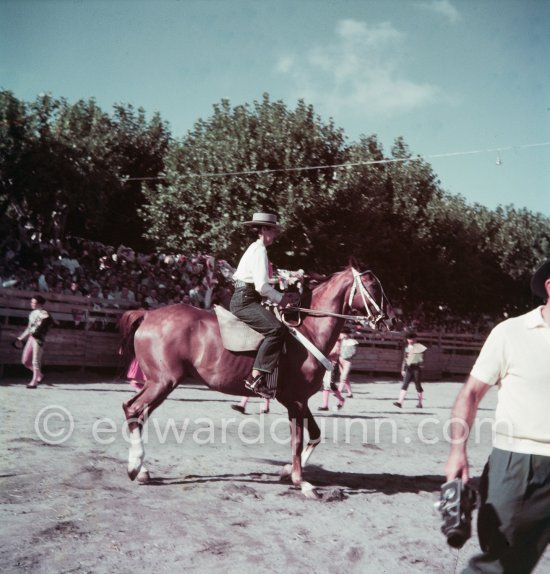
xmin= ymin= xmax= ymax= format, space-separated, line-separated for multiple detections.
xmin=18 ymin=311 xmax=34 ymax=341
xmin=252 ymin=248 xmax=283 ymax=304
xmin=444 ymin=375 xmax=492 ymax=482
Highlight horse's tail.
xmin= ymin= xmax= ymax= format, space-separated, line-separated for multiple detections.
xmin=118 ymin=309 xmax=147 ymax=367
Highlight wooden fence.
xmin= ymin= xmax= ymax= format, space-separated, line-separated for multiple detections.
xmin=0 ymin=288 xmax=131 ymax=370
xmin=0 ymin=288 xmax=485 ymax=378
xmin=352 ymin=330 xmax=485 ymax=379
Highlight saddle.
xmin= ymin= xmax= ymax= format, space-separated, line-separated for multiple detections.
xmin=213 ymin=305 xmax=264 ymax=352
xmin=214 ymin=305 xmax=284 ymax=398
xmin=213 ymin=304 xmax=333 ymax=370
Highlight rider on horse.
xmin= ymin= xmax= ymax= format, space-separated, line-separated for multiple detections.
xmin=230 ymin=212 xmax=299 ymax=398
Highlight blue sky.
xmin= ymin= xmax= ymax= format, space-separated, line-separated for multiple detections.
xmin=2 ymin=0 xmax=549 ymax=215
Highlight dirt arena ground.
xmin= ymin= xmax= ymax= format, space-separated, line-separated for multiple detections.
xmin=1 ymin=371 xmax=548 ymax=574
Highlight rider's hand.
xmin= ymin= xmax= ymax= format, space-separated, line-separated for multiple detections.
xmin=279 ymin=292 xmax=300 ymax=309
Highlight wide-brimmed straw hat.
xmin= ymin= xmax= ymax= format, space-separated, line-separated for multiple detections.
xmin=243 ymin=212 xmax=279 ymax=228
xmin=531 ymin=259 xmax=550 ymax=300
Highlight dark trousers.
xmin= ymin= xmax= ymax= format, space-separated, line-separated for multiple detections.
xmin=464 ymin=448 xmax=550 ymax=574
xmin=230 ymin=285 xmax=285 ymax=374
xmin=401 ymin=365 xmax=423 ymax=393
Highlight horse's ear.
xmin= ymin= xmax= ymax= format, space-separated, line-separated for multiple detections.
xmin=304 ymin=271 xmax=327 ymax=288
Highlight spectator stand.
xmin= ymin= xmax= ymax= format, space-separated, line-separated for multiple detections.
xmin=2 ymin=231 xmax=493 ymax=380
xmin=0 ymin=286 xmax=487 ymax=380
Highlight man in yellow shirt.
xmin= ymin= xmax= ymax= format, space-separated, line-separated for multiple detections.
xmin=444 ymin=259 xmax=550 ymax=573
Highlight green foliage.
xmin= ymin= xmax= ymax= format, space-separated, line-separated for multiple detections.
xmin=141 ymin=95 xmax=347 ymax=266
xmin=0 ymin=91 xmax=171 ymax=249
xmin=2 ymin=90 xmax=549 ymax=316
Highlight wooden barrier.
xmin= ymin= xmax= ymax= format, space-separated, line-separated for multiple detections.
xmin=0 ymin=288 xmax=131 ymax=370
xmin=1 ymin=288 xmax=486 ymax=378
xmin=352 ymin=331 xmax=485 ymax=379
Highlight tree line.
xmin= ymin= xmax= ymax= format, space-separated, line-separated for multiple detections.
xmin=2 ymin=90 xmax=549 ymax=315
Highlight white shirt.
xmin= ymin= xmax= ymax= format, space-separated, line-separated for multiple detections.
xmin=145 ymin=296 xmax=159 ymax=309
xmin=60 ymin=257 xmax=80 ymax=274
xmin=233 ymin=239 xmax=282 ymax=304
xmin=470 ymin=307 xmax=550 ymax=456
xmin=38 ymin=274 xmax=49 ymax=292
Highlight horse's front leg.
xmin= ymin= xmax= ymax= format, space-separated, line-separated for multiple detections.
xmin=301 ymin=406 xmax=321 ymax=467
xmin=281 ymin=406 xmax=321 ymax=473
xmin=284 ymin=403 xmax=319 ymax=499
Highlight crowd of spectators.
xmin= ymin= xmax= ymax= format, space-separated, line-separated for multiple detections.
xmin=396 ymin=309 xmax=500 ymax=336
xmin=1 ymin=233 xmax=499 ymax=336
xmin=1 ymin=235 xmax=237 ymax=313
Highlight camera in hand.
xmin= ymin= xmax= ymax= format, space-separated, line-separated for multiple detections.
xmin=436 ymin=478 xmax=478 ymax=549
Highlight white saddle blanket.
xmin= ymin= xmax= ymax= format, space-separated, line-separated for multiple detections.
xmin=213 ymin=305 xmax=265 ymax=352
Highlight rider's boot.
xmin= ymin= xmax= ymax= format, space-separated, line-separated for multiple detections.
xmin=245 ymin=372 xmax=274 ymax=399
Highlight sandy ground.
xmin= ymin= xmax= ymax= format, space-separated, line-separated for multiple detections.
xmin=1 ymin=371 xmax=548 ymax=574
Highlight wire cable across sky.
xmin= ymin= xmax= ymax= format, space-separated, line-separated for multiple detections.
xmin=122 ymin=141 xmax=550 ymax=183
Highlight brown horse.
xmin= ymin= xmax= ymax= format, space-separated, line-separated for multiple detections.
xmin=119 ymin=264 xmax=396 ymax=498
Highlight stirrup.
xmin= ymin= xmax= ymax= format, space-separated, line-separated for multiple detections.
xmin=254 ymin=383 xmax=276 ymax=399
xmin=245 ymin=374 xmax=275 ymax=399
xmin=244 ymin=373 xmax=264 ymax=391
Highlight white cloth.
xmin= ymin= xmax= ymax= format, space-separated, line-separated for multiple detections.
xmin=233 ymin=239 xmax=282 ymax=304
xmin=470 ymin=306 xmax=550 ymax=456
xmin=341 ymin=338 xmax=359 ymax=360
xmin=404 ymin=342 xmax=427 ymax=366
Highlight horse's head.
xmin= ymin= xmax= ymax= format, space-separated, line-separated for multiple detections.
xmin=347 ymin=267 xmax=396 ymax=332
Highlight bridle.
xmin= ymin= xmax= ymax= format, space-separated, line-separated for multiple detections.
xmin=281 ymin=267 xmax=393 ymax=331
xmin=348 ymin=268 xmax=391 ymax=330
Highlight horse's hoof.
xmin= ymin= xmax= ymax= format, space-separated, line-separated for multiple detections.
xmin=128 ymin=466 xmax=140 ymax=481
xmin=137 ymin=469 xmax=151 ymax=484
xmin=280 ymin=464 xmax=292 ymax=481
xmin=301 ymin=481 xmax=320 ymax=500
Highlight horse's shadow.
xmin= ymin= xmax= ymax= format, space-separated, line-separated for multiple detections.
xmin=301 ymin=466 xmax=444 ymax=495
xmin=144 ymin=471 xmax=282 ymax=488
xmin=142 ymin=459 xmax=444 ymax=496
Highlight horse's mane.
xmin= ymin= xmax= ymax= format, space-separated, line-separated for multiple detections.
xmin=301 ymin=262 xmax=360 ymax=307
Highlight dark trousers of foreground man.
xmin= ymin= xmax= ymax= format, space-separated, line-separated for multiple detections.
xmin=464 ymin=448 xmax=550 ymax=574
xmin=230 ymin=284 xmax=285 ymax=373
